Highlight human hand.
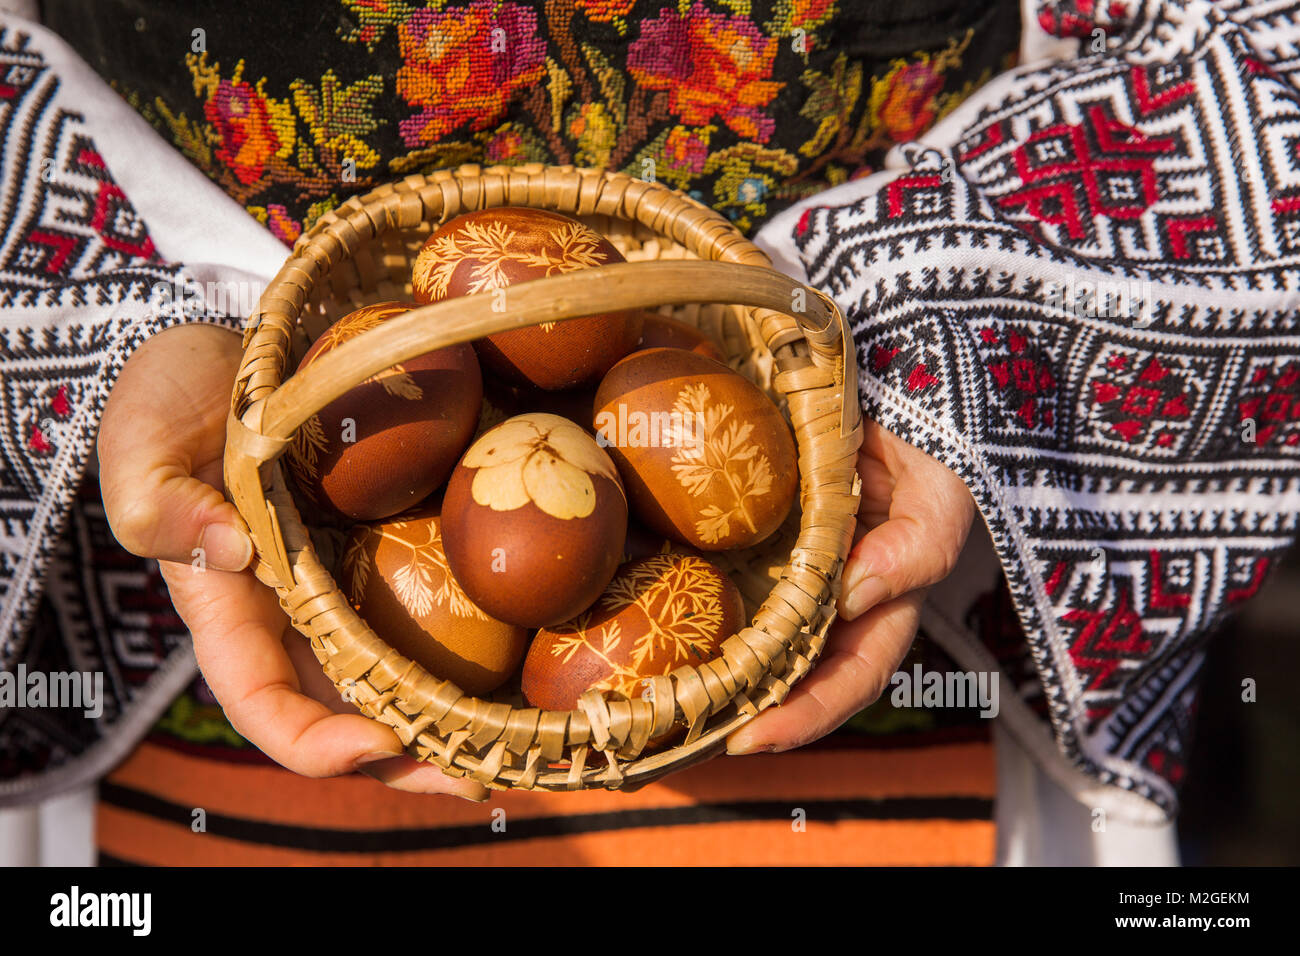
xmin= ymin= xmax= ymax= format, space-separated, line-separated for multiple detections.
xmin=725 ymin=419 xmax=975 ymax=755
xmin=98 ymin=323 xmax=488 ymax=799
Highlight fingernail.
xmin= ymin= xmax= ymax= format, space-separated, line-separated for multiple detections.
xmin=455 ymin=787 xmax=491 ymax=803
xmin=726 ymin=737 xmax=775 ymax=756
xmin=841 ymin=559 xmax=870 ymax=599
xmin=201 ymin=523 xmax=253 ymax=572
xmin=841 ymin=575 xmax=890 ymax=620
xmin=354 ymin=750 xmax=401 ymax=767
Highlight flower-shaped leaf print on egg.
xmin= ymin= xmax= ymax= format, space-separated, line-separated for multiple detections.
xmin=464 ymin=413 xmax=621 ymax=520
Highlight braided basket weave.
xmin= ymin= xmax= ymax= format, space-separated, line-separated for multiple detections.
xmin=224 ymin=164 xmax=863 ymax=791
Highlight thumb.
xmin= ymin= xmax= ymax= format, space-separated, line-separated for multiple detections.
xmin=839 ymin=474 xmax=973 ymax=621
xmin=838 ymin=516 xmax=947 ymax=620
xmin=98 ymin=324 xmax=253 ymax=571
xmin=103 ymin=463 xmax=253 ymax=571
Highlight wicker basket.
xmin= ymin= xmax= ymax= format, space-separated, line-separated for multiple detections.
xmin=224 ymin=163 xmax=863 ymax=791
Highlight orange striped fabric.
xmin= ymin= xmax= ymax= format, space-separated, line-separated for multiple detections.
xmin=96 ymin=732 xmax=995 ymax=866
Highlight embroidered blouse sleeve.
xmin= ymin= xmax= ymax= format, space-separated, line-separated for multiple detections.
xmin=0 ymin=19 xmax=263 ymax=659
xmin=757 ymin=0 xmax=1300 ymax=815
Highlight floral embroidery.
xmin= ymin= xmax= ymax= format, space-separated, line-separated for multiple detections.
xmin=576 ymin=0 xmax=639 ymax=29
xmin=868 ymin=39 xmax=973 ymax=143
xmin=790 ymin=31 xmax=978 ymax=191
xmin=395 ymin=1 xmax=547 ymax=148
xmin=874 ymin=61 xmax=945 ymax=142
xmin=251 ymin=203 xmax=303 ymax=244
xmin=125 ymin=52 xmax=386 ymax=217
xmin=109 ymin=0 xmax=1013 ymax=239
xmin=483 ymin=122 xmax=550 ymax=164
xmin=569 ymin=102 xmax=618 ymax=167
xmin=767 ymin=0 xmax=837 ymax=38
xmin=338 ymin=0 xmax=414 ymax=49
xmin=200 ymin=68 xmax=292 ymax=185
xmin=663 ymin=125 xmax=713 ymax=180
xmin=628 ymin=3 xmax=782 ymax=142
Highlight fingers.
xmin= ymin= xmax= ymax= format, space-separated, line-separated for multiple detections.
xmin=163 ymin=560 xmax=406 ymax=778
xmin=98 ymin=324 xmax=253 ymax=571
xmin=284 ymin=630 xmax=491 ymax=801
xmin=104 ymin=464 xmax=253 ymax=571
xmin=357 ymin=756 xmax=490 ymax=800
xmin=166 ymin=560 xmax=491 ymax=799
xmin=119 ymin=330 xmax=484 ymax=799
xmin=838 ymin=515 xmax=950 ymax=620
xmin=726 ymin=592 xmax=924 ymax=755
xmin=840 ymin=434 xmax=975 ymax=621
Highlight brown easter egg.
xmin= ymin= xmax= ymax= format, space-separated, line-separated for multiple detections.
xmin=593 ymin=348 xmax=798 ymax=551
xmin=634 ymin=312 xmax=727 ymax=362
xmin=522 ymin=552 xmax=745 ymax=711
xmin=411 ymin=207 xmax=643 ymax=390
xmin=342 ymin=506 xmax=528 ymax=696
xmin=285 ymin=301 xmax=482 ymax=521
xmin=441 ymin=413 xmax=628 ymax=628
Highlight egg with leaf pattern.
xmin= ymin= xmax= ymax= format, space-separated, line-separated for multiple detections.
xmin=341 ymin=505 xmax=527 ymax=696
xmin=521 ymin=552 xmax=744 ymax=711
xmin=285 ymin=301 xmax=482 ymax=521
xmin=441 ymin=412 xmax=628 ymax=628
xmin=593 ymin=348 xmax=797 ymax=551
xmin=411 ymin=208 xmax=643 ymax=390
xmin=633 ymin=311 xmax=726 ymax=362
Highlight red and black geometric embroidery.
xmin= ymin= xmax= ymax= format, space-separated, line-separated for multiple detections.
xmin=792 ymin=0 xmax=1300 ymax=814
xmin=1234 ymin=356 xmax=1300 ymax=452
xmin=972 ymin=320 xmax=1063 ymax=437
xmin=1037 ymin=0 xmax=1138 ymax=41
xmin=1061 ymin=579 xmax=1153 ymax=727
xmin=0 ymin=27 xmax=235 ymax=802
xmin=996 ymin=104 xmax=1181 ymax=247
xmin=2 ymin=113 xmax=162 ymax=292
xmin=1078 ymin=345 xmax=1206 ymax=456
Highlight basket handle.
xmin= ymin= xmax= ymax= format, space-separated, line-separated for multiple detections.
xmin=225 ymin=259 xmax=860 ymax=579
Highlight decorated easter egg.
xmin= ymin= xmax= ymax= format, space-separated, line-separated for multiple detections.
xmin=441 ymin=413 xmax=628 ymax=628
xmin=341 ymin=506 xmax=528 ymax=696
xmin=411 ymin=207 xmax=643 ymax=390
xmin=634 ymin=311 xmax=727 ymax=362
xmin=593 ymin=348 xmax=798 ymax=551
xmin=521 ymin=552 xmax=744 ymax=711
xmin=285 ymin=301 xmax=482 ymax=521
